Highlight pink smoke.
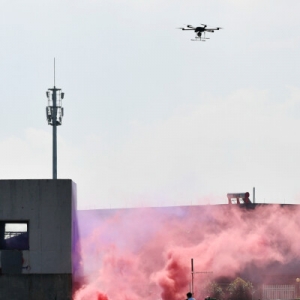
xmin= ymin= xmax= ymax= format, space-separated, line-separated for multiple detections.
xmin=73 ymin=204 xmax=300 ymax=300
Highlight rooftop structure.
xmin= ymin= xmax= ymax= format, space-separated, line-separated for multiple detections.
xmin=0 ymin=179 xmax=78 ymax=300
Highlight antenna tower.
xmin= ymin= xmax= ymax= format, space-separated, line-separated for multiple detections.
xmin=45 ymin=59 xmax=65 ymax=179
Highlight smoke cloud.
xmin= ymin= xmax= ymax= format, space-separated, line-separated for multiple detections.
xmin=73 ymin=204 xmax=300 ymax=300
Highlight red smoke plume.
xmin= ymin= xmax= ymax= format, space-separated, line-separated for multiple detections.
xmin=73 ymin=204 xmax=300 ymax=300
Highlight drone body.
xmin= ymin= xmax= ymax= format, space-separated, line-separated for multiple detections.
xmin=178 ymin=24 xmax=223 ymax=41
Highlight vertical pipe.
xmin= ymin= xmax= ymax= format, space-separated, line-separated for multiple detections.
xmin=52 ymin=88 xmax=57 ymax=179
xmin=191 ymin=258 xmax=194 ymax=295
xmin=0 ymin=222 xmax=5 ymax=249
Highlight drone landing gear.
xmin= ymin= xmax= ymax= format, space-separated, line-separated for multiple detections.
xmin=191 ymin=32 xmax=210 ymax=42
xmin=191 ymin=37 xmax=210 ymax=42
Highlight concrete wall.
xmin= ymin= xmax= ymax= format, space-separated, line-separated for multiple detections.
xmin=0 ymin=180 xmax=76 ymax=299
xmin=0 ymin=274 xmax=72 ymax=300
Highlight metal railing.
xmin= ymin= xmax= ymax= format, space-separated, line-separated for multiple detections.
xmin=262 ymin=284 xmax=295 ymax=300
xmin=4 ymin=231 xmax=27 ymax=240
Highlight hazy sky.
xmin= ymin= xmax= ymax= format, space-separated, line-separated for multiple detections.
xmin=1 ymin=0 xmax=300 ymax=209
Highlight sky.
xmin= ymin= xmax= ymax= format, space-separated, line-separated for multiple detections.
xmin=1 ymin=0 xmax=300 ymax=209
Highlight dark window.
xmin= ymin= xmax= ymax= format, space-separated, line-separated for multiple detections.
xmin=0 ymin=221 xmax=29 ymax=250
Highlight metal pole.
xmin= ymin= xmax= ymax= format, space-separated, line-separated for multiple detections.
xmin=191 ymin=258 xmax=194 ymax=295
xmin=52 ymin=88 xmax=57 ymax=179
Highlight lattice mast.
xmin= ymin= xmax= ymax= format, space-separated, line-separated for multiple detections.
xmin=45 ymin=59 xmax=65 ymax=179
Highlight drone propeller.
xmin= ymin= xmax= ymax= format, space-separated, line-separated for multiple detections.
xmin=201 ymin=23 xmax=223 ymax=29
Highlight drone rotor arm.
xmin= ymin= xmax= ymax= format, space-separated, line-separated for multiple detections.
xmin=205 ymin=27 xmax=223 ymax=31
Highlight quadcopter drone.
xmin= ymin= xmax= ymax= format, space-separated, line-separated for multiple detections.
xmin=178 ymin=24 xmax=223 ymax=41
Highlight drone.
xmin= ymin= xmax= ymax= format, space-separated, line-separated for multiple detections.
xmin=178 ymin=24 xmax=223 ymax=41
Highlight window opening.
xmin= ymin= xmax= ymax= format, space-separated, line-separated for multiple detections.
xmin=0 ymin=221 xmax=29 ymax=250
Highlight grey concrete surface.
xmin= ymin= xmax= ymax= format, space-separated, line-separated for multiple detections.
xmin=0 ymin=274 xmax=72 ymax=300
xmin=0 ymin=180 xmax=77 ymax=299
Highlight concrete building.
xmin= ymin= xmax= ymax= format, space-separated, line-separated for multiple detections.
xmin=0 ymin=179 xmax=78 ymax=300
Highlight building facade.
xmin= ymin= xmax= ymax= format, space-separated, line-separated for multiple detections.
xmin=0 ymin=180 xmax=78 ymax=300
